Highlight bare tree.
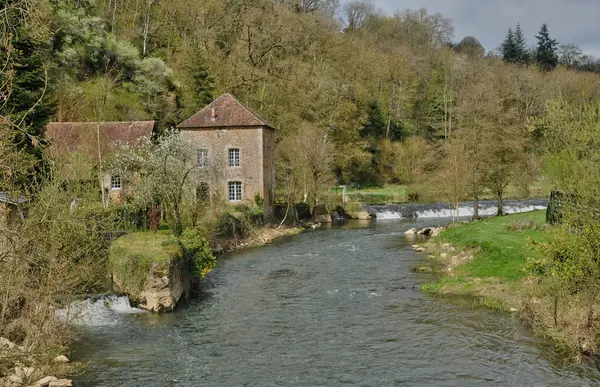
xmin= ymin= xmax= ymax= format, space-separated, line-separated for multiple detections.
xmin=558 ymin=43 xmax=583 ymax=69
xmin=342 ymin=0 xmax=375 ymax=32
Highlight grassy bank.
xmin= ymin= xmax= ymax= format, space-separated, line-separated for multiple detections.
xmin=417 ymin=211 xmax=600 ymax=359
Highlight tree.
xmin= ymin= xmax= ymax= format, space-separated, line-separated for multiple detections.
xmin=343 ymin=0 xmax=375 ymax=32
xmin=454 ymin=36 xmax=484 ymax=58
xmin=500 ymin=28 xmax=517 ymax=63
xmin=436 ymin=140 xmax=472 ymax=221
xmin=558 ymin=44 xmax=583 ymax=69
xmin=536 ymin=100 xmax=600 ymax=328
xmin=112 ymin=130 xmax=222 ymax=236
xmin=279 ymin=124 xmax=335 ymax=212
xmin=359 ymin=102 xmax=401 ymax=142
xmin=513 ymin=23 xmax=529 ymax=64
xmin=187 ymin=53 xmax=215 ymax=109
xmin=0 ymin=0 xmax=54 ymax=178
xmin=535 ymin=23 xmax=559 ymax=71
xmin=501 ymin=24 xmax=528 ymax=65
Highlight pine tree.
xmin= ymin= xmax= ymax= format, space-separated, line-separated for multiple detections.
xmin=189 ymin=54 xmax=215 ymax=108
xmin=514 ymin=23 xmax=529 ymax=64
xmin=500 ymin=28 xmax=517 ymax=63
xmin=535 ymin=23 xmax=559 ymax=71
xmin=360 ymin=102 xmax=387 ymax=141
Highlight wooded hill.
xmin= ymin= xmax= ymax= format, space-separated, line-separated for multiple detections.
xmin=3 ymin=0 xmax=600 ymax=207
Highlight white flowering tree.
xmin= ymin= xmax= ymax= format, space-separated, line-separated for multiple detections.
xmin=112 ymin=129 xmax=221 ymax=236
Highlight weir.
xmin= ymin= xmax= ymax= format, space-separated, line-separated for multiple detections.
xmin=367 ymin=199 xmax=548 ymax=219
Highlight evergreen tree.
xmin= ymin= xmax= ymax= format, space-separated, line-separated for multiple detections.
xmin=500 ymin=28 xmax=517 ymax=63
xmin=514 ymin=23 xmax=529 ymax=64
xmin=189 ymin=54 xmax=215 ymax=108
xmin=535 ymin=23 xmax=559 ymax=71
xmin=359 ymin=101 xmax=403 ymax=142
xmin=360 ymin=102 xmax=387 ymax=141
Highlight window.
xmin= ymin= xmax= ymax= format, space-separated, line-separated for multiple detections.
xmin=111 ymin=175 xmax=121 ymax=190
xmin=228 ymin=148 xmax=240 ymax=167
xmin=197 ymin=149 xmax=208 ymax=167
xmin=228 ymin=181 xmax=242 ymax=202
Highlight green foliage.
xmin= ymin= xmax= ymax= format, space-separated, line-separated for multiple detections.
xmin=109 ymin=229 xmax=216 ymax=294
xmin=536 ymin=23 xmax=559 ymax=71
xmin=177 ymin=228 xmax=216 ymax=277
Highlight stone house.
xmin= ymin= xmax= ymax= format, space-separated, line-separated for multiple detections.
xmin=178 ymin=94 xmax=276 ymax=212
xmin=45 ymin=121 xmax=155 ymax=203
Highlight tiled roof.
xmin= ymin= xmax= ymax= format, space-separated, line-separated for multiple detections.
xmin=45 ymin=121 xmax=155 ymax=158
xmin=178 ymin=94 xmax=276 ymax=130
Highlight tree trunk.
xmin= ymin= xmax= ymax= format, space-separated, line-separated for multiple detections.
xmin=112 ymin=0 xmax=118 ymax=37
xmin=473 ymin=190 xmax=479 ymax=221
xmin=497 ymin=192 xmax=504 ymax=217
xmin=142 ymin=0 xmax=151 ymax=56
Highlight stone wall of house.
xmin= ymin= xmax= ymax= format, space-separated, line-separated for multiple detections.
xmin=181 ymin=127 xmax=266 ymax=205
xmin=262 ymin=128 xmax=276 ymax=211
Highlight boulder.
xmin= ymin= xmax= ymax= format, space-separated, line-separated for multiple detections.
xmin=0 ymin=337 xmax=16 ymax=350
xmin=52 ymin=355 xmax=69 ymax=363
xmin=404 ymin=228 xmax=417 ymax=236
xmin=113 ymin=258 xmax=189 ymax=313
xmin=36 ymin=376 xmax=58 ymax=387
xmin=345 ymin=211 xmax=372 ymax=220
xmin=417 ymin=227 xmax=443 ymax=237
xmin=312 ymin=204 xmax=332 ymax=224
xmin=15 ymin=366 xmax=41 ymax=380
xmin=49 ymin=380 xmax=72 ymax=387
xmin=7 ymin=375 xmax=23 ymax=385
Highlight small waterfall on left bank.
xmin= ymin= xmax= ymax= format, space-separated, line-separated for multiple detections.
xmin=56 ymin=294 xmax=145 ymax=326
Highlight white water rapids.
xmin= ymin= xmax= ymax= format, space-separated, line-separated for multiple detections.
xmin=368 ymin=199 xmax=548 ymax=220
xmin=56 ymin=295 xmax=145 ymax=326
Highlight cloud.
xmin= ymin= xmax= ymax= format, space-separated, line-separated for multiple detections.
xmin=340 ymin=0 xmax=600 ymax=56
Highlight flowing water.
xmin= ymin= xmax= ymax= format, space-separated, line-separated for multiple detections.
xmin=71 ymin=205 xmax=600 ymax=386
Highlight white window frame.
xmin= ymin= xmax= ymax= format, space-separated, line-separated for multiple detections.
xmin=228 ymin=181 xmax=242 ymax=202
xmin=228 ymin=148 xmax=240 ymax=168
xmin=111 ymin=175 xmax=122 ymax=190
xmin=197 ymin=148 xmax=209 ymax=167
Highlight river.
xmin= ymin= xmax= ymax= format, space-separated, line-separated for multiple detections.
xmin=71 ymin=212 xmax=600 ymax=386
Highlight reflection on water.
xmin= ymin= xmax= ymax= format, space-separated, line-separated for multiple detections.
xmin=72 ymin=216 xmax=600 ymax=387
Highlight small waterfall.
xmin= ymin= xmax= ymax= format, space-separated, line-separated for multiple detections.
xmin=368 ymin=199 xmax=548 ymax=220
xmin=56 ymin=294 xmax=145 ymax=326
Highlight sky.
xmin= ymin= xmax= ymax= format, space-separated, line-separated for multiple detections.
xmin=340 ymin=0 xmax=600 ymax=57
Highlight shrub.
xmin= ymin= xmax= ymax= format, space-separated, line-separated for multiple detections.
xmin=177 ymin=229 xmax=216 ymax=277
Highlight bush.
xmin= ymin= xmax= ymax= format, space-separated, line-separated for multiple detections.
xmin=177 ymin=229 xmax=216 ymax=277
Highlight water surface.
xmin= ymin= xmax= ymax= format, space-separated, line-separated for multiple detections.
xmin=73 ymin=217 xmax=600 ymax=386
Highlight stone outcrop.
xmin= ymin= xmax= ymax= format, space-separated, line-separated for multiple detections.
xmin=312 ymin=204 xmax=332 ymax=223
xmin=113 ymin=260 xmax=189 ymax=313
xmin=416 ymin=227 xmax=443 ymax=237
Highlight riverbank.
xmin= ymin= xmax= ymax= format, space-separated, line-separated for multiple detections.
xmin=415 ymin=210 xmax=600 ymax=360
xmin=211 ymin=226 xmax=303 ymax=254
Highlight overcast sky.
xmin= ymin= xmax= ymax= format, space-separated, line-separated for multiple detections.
xmin=341 ymin=0 xmax=600 ymax=57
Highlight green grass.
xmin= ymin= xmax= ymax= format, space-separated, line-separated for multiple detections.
xmin=345 ymin=184 xmax=408 ymax=204
xmin=109 ymin=231 xmax=180 ymax=293
xmin=436 ymin=210 xmax=549 ymax=282
xmin=110 ymin=231 xmax=177 ymax=264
